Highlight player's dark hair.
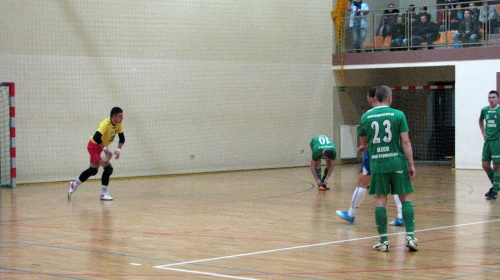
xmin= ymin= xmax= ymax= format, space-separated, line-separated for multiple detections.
xmin=375 ymin=86 xmax=392 ymax=102
xmin=368 ymin=87 xmax=378 ymax=98
xmin=489 ymin=90 xmax=499 ymax=96
xmin=323 ymin=149 xmax=335 ymax=160
xmin=110 ymin=107 xmax=123 ymax=117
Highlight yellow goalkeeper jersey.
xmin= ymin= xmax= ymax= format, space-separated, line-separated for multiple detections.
xmin=90 ymin=118 xmax=123 ymax=147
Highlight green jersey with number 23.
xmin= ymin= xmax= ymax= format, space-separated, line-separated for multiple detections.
xmin=358 ymin=106 xmax=409 ymax=174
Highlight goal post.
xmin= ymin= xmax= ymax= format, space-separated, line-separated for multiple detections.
xmin=0 ymin=82 xmax=16 ymax=188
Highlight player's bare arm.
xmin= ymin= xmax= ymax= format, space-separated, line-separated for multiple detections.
xmin=400 ymin=132 xmax=416 ymax=180
xmin=357 ymin=136 xmax=368 ymax=153
xmin=114 ymin=133 xmax=125 ymax=159
xmin=479 ymin=120 xmax=486 ymax=141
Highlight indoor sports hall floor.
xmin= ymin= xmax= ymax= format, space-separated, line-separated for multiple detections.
xmin=0 ymin=163 xmax=499 ymax=279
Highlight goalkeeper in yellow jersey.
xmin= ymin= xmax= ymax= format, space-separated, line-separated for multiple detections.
xmin=68 ymin=107 xmax=125 ymax=201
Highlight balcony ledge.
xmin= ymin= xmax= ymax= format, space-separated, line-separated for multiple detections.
xmin=333 ymin=45 xmax=500 ymax=68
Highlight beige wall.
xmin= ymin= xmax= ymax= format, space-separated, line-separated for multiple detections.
xmin=0 ymin=0 xmax=335 ymax=183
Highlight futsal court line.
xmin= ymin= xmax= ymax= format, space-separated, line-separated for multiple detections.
xmin=154 ymin=219 xmax=500 ymax=275
xmin=161 ymin=267 xmax=262 ymax=280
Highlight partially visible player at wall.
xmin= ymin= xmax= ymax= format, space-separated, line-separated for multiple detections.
xmin=68 ymin=107 xmax=125 ymax=201
xmin=336 ymin=87 xmax=404 ymax=226
xmin=479 ymin=90 xmax=500 ymax=200
xmin=310 ymin=135 xmax=336 ymax=191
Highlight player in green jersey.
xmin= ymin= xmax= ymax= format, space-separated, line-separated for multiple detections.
xmin=336 ymin=87 xmax=404 ymax=226
xmin=309 ymin=135 xmax=336 ymax=191
xmin=479 ymin=90 xmax=500 ymax=200
xmin=358 ymin=86 xmax=417 ymax=252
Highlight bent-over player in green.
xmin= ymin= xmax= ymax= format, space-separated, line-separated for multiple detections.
xmin=309 ymin=135 xmax=336 ymax=191
xmin=479 ymin=90 xmax=500 ymax=200
xmin=357 ymin=86 xmax=418 ymax=252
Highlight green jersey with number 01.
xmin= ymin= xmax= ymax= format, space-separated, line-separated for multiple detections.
xmin=479 ymin=105 xmax=500 ymax=141
xmin=310 ymin=135 xmax=336 ymax=161
xmin=358 ymin=106 xmax=409 ymax=174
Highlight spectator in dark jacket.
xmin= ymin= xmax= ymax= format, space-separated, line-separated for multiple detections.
xmin=453 ymin=9 xmax=480 ymax=48
xmin=382 ymin=3 xmax=400 ymax=35
xmin=390 ymin=16 xmax=407 ymax=50
xmin=411 ymin=14 xmax=440 ymax=49
xmin=469 ymin=2 xmax=481 ymax=24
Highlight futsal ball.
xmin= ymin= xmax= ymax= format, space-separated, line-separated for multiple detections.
xmin=100 ymin=151 xmax=112 ymax=162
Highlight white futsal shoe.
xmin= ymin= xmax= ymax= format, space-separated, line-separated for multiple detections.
xmin=100 ymin=192 xmax=113 ymax=201
xmin=68 ymin=181 xmax=77 ymax=199
xmin=373 ymin=241 xmax=389 ymax=252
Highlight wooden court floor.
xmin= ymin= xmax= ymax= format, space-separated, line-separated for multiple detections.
xmin=0 ymin=163 xmax=499 ymax=279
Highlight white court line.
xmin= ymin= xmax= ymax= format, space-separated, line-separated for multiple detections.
xmin=163 ymin=267 xmax=261 ymax=280
xmin=154 ymin=219 xmax=500 ymax=271
xmin=154 ymin=235 xmax=377 ymax=270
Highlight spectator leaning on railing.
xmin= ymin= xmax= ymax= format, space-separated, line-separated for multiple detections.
xmin=348 ymin=0 xmax=370 ymax=52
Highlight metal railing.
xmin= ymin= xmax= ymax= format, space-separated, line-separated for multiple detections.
xmin=336 ymin=1 xmax=500 ymax=54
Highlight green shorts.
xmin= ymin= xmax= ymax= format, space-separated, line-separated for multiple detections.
xmin=482 ymin=139 xmax=500 ymax=163
xmin=369 ymin=171 xmax=414 ymax=195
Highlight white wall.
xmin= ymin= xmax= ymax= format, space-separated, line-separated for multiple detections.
xmin=455 ymin=60 xmax=500 ymax=169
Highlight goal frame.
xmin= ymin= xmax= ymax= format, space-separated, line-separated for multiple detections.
xmin=1 ymin=82 xmax=16 ymax=188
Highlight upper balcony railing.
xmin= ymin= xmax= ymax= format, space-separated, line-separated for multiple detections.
xmin=334 ymin=1 xmax=500 ymax=54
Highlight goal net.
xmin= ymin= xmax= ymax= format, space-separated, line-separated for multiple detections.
xmin=0 ymin=83 xmax=15 ymax=188
xmin=341 ymin=85 xmax=455 ymax=163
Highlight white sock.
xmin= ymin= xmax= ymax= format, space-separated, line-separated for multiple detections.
xmin=74 ymin=179 xmax=82 ymax=187
xmin=348 ymin=187 xmax=367 ymax=217
xmin=393 ymin=195 xmax=403 ymax=219
xmin=102 ymin=185 xmax=108 ymax=194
